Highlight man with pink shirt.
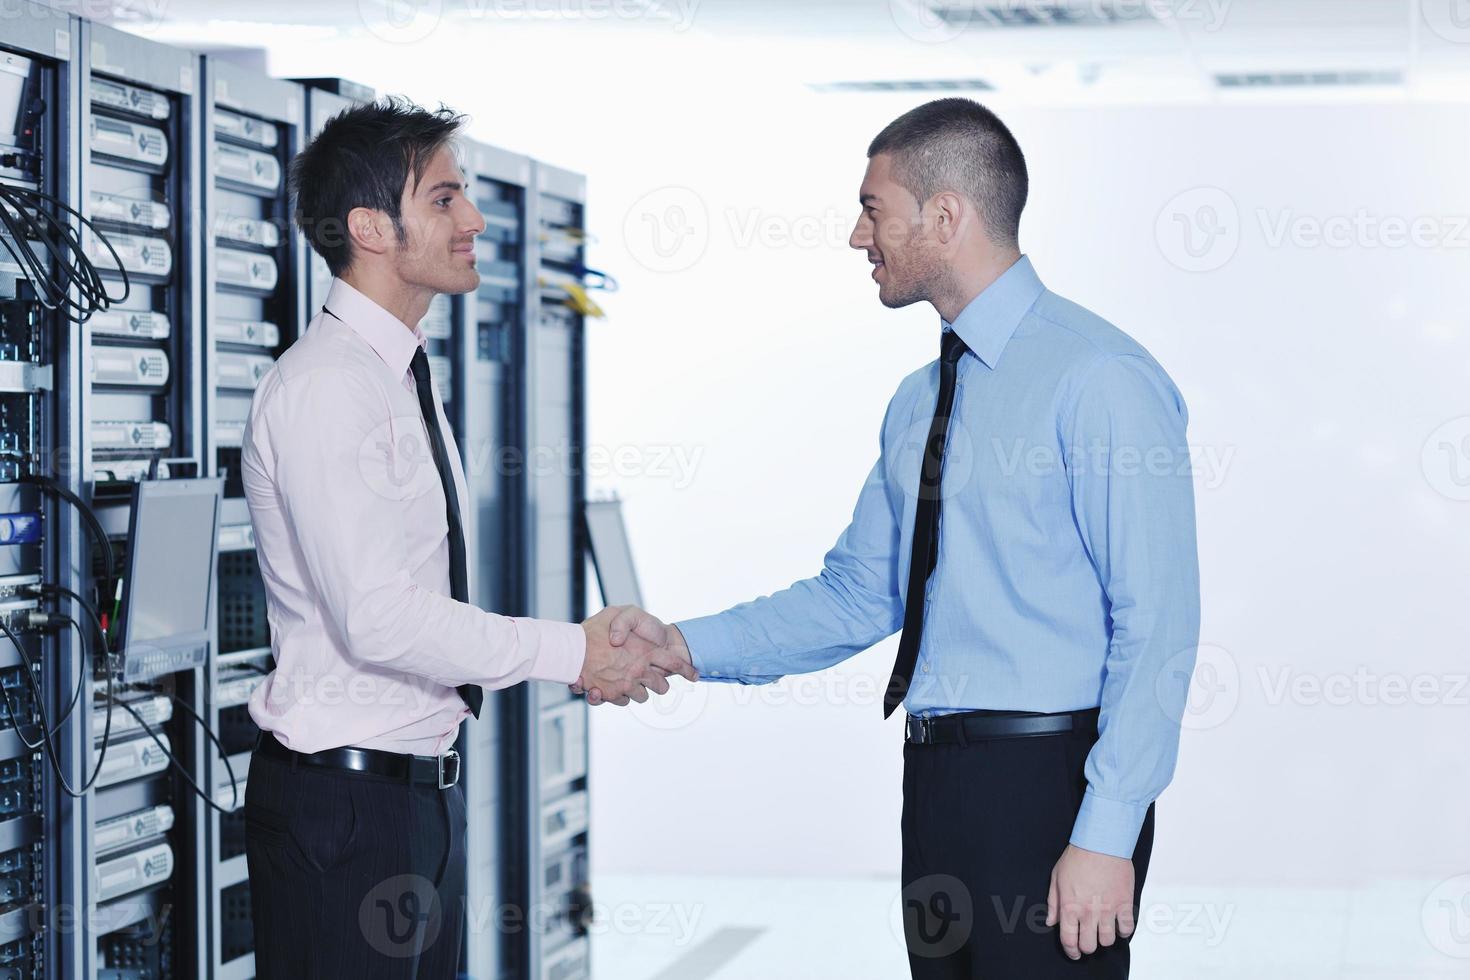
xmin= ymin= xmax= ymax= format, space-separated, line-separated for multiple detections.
xmin=239 ymin=97 xmax=692 ymax=979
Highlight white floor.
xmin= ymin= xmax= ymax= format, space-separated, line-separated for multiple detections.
xmin=588 ymin=874 xmax=1470 ymax=979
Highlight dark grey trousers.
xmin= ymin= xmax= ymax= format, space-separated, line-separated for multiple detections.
xmin=244 ymin=744 xmax=467 ymax=979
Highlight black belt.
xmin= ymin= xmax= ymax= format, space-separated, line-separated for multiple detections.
xmin=905 ymin=707 xmax=1100 ymax=746
xmin=256 ymin=731 xmax=460 ymax=789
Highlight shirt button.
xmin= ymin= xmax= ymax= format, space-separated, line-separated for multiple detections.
xmin=922 ymin=663 xmax=931 ymax=674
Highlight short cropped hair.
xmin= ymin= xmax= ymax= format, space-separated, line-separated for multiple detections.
xmin=868 ymin=98 xmax=1028 ymax=247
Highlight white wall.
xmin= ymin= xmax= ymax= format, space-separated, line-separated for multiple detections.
xmin=225 ymin=22 xmax=1468 ymax=887
xmin=575 ymin=97 xmax=1470 ymax=888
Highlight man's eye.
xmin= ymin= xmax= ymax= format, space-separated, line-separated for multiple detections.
xmin=436 ymin=197 xmax=451 ymax=207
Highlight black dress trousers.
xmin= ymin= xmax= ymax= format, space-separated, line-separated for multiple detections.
xmin=900 ymin=714 xmax=1156 ymax=979
xmin=244 ymin=747 xmax=468 ymax=979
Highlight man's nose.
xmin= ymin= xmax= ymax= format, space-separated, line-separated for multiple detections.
xmin=463 ymin=201 xmax=486 ymax=236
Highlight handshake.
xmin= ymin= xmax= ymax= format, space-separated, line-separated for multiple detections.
xmin=574 ymin=606 xmax=695 ymax=706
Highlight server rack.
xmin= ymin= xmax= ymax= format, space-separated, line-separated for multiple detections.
xmin=76 ymin=24 xmax=206 ymax=978
xmin=508 ymin=161 xmax=593 ymax=980
xmin=0 ymin=10 xmax=77 ymax=979
xmin=458 ymin=139 xmax=532 ymax=978
xmin=8 ymin=8 xmax=596 ymax=973
xmin=198 ymin=58 xmax=305 ymax=980
xmin=295 ymin=77 xmax=373 ymax=317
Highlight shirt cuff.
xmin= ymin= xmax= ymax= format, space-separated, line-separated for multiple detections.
xmin=1069 ymin=788 xmax=1150 ymax=859
xmin=521 ymin=618 xmax=586 ymax=685
xmin=675 ymin=616 xmax=744 ymax=683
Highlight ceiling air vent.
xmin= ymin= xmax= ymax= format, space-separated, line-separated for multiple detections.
xmin=1214 ymin=70 xmax=1404 ymax=88
xmin=929 ymin=2 xmax=1157 ymax=28
xmin=809 ymin=79 xmax=995 ymax=94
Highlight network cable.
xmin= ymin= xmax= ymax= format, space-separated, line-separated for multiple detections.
xmin=0 ymin=180 xmax=129 ymax=322
xmin=20 ymin=475 xmax=118 ymax=610
xmin=0 ymin=616 xmax=115 ymax=797
xmin=105 ymin=692 xmax=241 ymax=816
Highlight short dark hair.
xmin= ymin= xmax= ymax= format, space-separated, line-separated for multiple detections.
xmin=867 ymin=98 xmax=1028 ymax=248
xmin=289 ymin=96 xmax=466 ymax=276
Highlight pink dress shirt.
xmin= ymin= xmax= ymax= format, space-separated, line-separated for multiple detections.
xmin=242 ymin=278 xmax=585 ymax=756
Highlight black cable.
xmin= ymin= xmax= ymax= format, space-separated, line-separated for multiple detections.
xmin=41 ymin=616 xmax=86 ymax=738
xmin=4 ymin=608 xmax=239 ymax=812
xmin=0 ymin=180 xmax=129 ymax=321
xmin=20 ymin=475 xmax=117 ymax=604
xmin=0 ymin=617 xmax=113 ymax=797
xmin=22 ymin=587 xmax=109 ymax=739
xmin=164 ymin=692 xmax=239 ymax=812
xmin=26 ymin=584 xmax=107 ymax=653
xmin=105 ymin=694 xmax=240 ymax=816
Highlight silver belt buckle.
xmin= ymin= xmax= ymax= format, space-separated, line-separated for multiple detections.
xmin=909 ymin=715 xmax=933 ymax=744
xmin=437 ymin=748 xmax=460 ymax=789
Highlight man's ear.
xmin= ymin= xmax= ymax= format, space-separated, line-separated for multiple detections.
xmin=346 ymin=206 xmax=390 ymax=260
xmin=932 ymin=191 xmax=969 ymax=246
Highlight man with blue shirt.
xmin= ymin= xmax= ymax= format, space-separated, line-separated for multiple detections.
xmin=588 ymin=99 xmax=1200 ymax=978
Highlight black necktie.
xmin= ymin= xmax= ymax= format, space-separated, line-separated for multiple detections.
xmin=884 ymin=329 xmax=970 ymax=719
xmin=408 ymin=346 xmax=483 ymax=719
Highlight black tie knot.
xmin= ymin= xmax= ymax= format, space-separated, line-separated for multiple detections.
xmin=941 ymin=330 xmax=969 ymax=365
xmin=409 ymin=346 xmax=431 ymax=386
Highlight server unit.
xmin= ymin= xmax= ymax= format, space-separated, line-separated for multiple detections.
xmin=199 ymin=57 xmax=306 ymax=980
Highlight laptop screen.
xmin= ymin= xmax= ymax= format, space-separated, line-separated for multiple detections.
xmin=121 ymin=478 xmax=222 ymax=647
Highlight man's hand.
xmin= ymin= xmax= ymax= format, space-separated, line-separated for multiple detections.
xmin=572 ymin=606 xmax=694 ymax=706
xmin=574 ymin=606 xmax=696 ymax=706
xmin=1046 ymin=844 xmax=1136 ymax=960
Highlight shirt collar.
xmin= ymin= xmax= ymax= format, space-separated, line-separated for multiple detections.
xmin=942 ymin=254 xmax=1044 ymax=369
xmin=323 ymin=277 xmax=427 ymax=379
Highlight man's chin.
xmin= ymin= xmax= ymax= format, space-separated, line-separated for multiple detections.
xmin=427 ymin=271 xmax=481 ymax=296
xmin=878 ymin=284 xmax=924 ymax=310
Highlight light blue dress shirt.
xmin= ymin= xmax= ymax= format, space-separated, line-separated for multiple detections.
xmin=677 ymin=255 xmax=1200 ymax=859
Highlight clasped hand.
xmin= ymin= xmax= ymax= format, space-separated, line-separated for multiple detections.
xmin=573 ymin=606 xmax=695 ymax=706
